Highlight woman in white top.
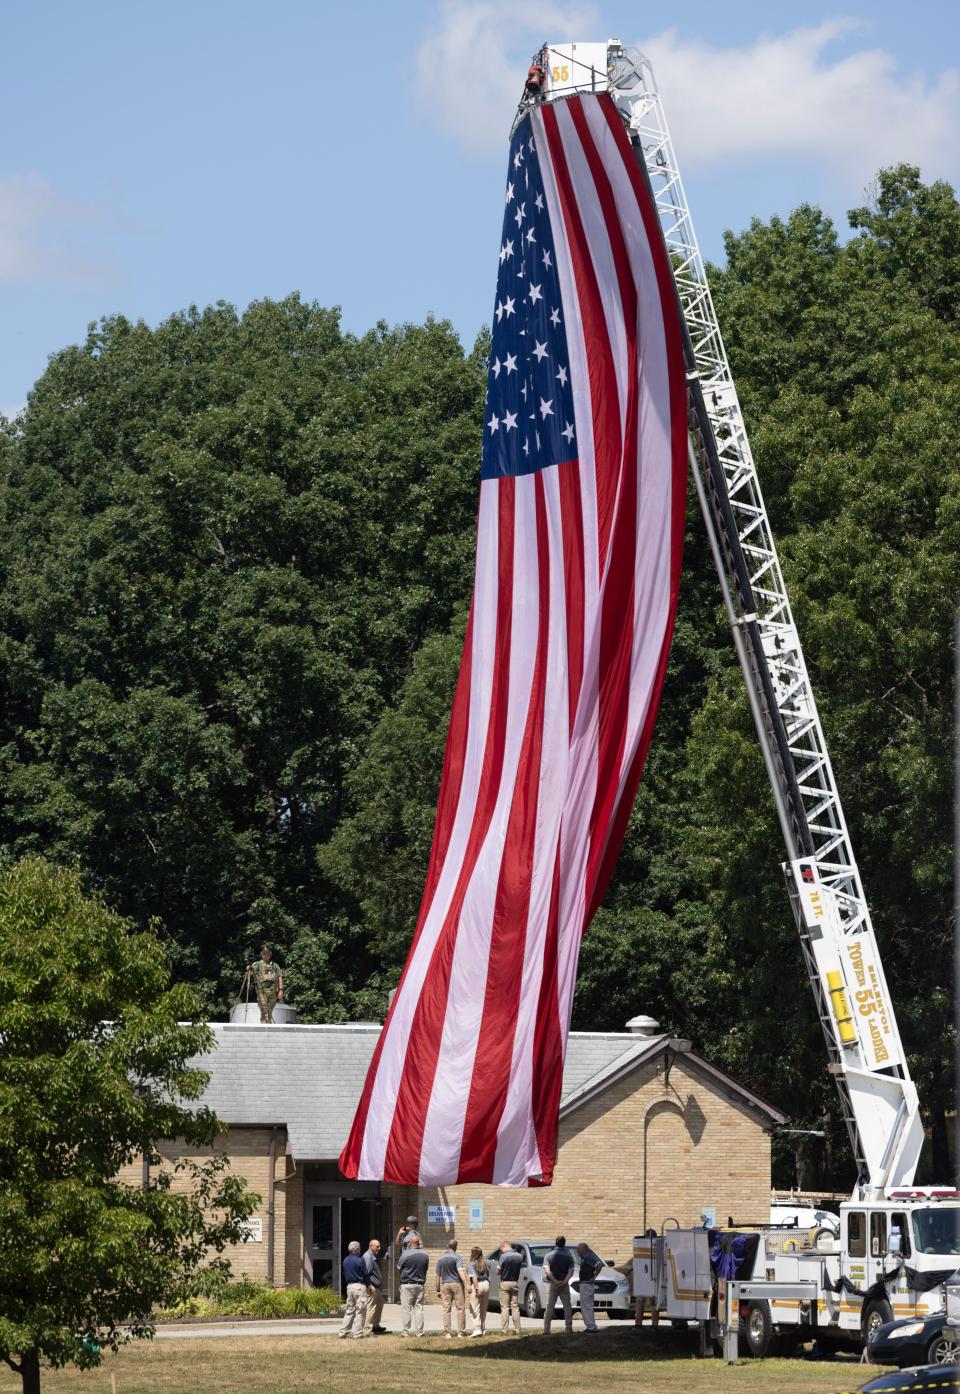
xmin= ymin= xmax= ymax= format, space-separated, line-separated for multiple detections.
xmin=466 ymin=1247 xmax=489 ymax=1336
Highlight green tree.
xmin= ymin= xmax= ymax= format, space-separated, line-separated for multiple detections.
xmin=0 ymin=857 xmax=255 ymax=1394
xmin=0 ymin=299 xmax=485 ymax=1013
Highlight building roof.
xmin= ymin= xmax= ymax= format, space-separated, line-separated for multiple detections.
xmin=193 ymin=1021 xmax=784 ymax=1162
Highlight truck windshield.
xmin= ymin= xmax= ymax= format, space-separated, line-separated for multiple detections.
xmin=912 ymin=1209 xmax=960 ymax=1256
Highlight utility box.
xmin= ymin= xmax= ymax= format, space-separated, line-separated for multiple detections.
xmin=633 ymin=1230 xmax=712 ymax=1322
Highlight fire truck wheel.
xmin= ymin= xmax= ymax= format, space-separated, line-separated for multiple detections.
xmin=741 ymin=1300 xmax=774 ymax=1358
xmin=861 ymin=1296 xmax=894 ymax=1347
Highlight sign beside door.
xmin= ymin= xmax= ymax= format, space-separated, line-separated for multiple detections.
xmin=427 ymin=1205 xmax=455 ymax=1225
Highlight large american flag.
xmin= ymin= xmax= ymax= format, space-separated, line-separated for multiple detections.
xmin=340 ymin=92 xmax=686 ymax=1187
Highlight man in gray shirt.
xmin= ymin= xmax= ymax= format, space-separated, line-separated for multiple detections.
xmin=543 ymin=1235 xmax=574 ymax=1334
xmin=362 ymin=1237 xmax=385 ymax=1335
xmin=435 ymin=1238 xmax=467 ymax=1338
xmin=398 ymin=1235 xmax=429 ymax=1337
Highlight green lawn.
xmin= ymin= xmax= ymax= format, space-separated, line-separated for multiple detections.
xmin=0 ymin=1328 xmax=887 ymax=1394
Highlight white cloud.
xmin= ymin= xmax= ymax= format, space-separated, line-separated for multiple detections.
xmin=417 ymin=8 xmax=960 ymax=187
xmin=0 ymin=172 xmax=120 ymax=284
xmin=414 ymin=0 xmax=599 ymax=157
xmin=644 ymin=22 xmax=960 ymax=182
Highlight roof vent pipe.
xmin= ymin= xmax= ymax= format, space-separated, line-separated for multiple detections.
xmin=626 ymin=1014 xmax=661 ymax=1037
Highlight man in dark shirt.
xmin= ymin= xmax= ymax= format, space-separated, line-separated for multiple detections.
xmin=576 ymin=1241 xmax=604 ymax=1332
xmin=496 ymin=1241 xmax=523 ymax=1335
xmin=543 ymin=1235 xmax=574 ymax=1334
xmin=398 ymin=1235 xmax=429 ymax=1337
xmin=339 ymin=1241 xmax=368 ymax=1339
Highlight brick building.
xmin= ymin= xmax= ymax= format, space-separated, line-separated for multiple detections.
xmin=122 ymin=1013 xmax=783 ymax=1297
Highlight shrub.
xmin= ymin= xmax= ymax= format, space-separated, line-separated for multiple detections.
xmin=244 ymin=1288 xmax=287 ymax=1318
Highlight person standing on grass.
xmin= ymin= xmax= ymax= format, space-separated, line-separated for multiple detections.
xmin=496 ymin=1241 xmax=523 ymax=1336
xmin=576 ymin=1241 xmax=604 ymax=1333
xmin=339 ymin=1240 xmax=368 ymax=1339
xmin=363 ymin=1237 xmax=385 ymax=1335
xmin=543 ymin=1235 xmax=574 ymax=1335
xmin=466 ymin=1246 xmax=490 ymax=1336
xmin=435 ymin=1237 xmax=467 ymax=1338
xmin=398 ymin=1234 xmax=429 ymax=1337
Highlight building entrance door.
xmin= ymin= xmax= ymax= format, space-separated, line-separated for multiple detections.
xmin=306 ymin=1199 xmax=339 ymax=1291
xmin=340 ymin=1197 xmax=394 ymax=1299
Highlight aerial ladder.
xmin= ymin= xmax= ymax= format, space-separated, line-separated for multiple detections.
xmin=520 ymin=38 xmax=923 ymax=1202
xmin=516 ymin=39 xmax=960 ymax=1359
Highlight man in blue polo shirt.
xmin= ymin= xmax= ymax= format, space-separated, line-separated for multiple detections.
xmin=339 ymin=1241 xmax=368 ymax=1339
xmin=543 ymin=1236 xmax=574 ymax=1334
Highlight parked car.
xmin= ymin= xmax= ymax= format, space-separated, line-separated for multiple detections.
xmin=860 ymin=1366 xmax=960 ymax=1392
xmin=869 ymin=1314 xmax=959 ymax=1369
xmin=485 ymin=1240 xmax=632 ymax=1320
xmin=770 ymin=1204 xmax=840 ymax=1236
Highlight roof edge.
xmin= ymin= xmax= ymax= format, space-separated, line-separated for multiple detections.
xmin=558 ymin=1038 xmax=787 ymax=1129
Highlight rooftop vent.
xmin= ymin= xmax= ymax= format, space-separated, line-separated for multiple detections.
xmin=626 ymin=1014 xmax=661 ymax=1037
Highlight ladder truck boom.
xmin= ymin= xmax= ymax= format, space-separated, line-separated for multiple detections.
xmin=521 ymin=41 xmax=922 ymax=1198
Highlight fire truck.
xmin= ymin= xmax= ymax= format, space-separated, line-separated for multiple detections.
xmin=516 ymin=41 xmax=960 ymax=1359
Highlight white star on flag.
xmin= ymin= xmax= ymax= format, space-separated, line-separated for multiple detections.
xmin=526 ymin=227 xmax=536 ymax=244
xmin=492 ymin=357 xmax=501 ymax=379
xmin=535 ymin=192 xmax=544 ymax=210
xmin=532 ymin=340 xmax=548 ymax=361
xmin=505 ymin=181 xmax=514 ymax=204
xmin=562 ymin=421 xmax=575 ymax=442
xmin=556 ymin=364 xmax=568 ymax=386
xmin=528 ymin=283 xmax=543 ymax=305
xmin=514 ymin=202 xmax=525 ymax=227
xmin=503 ymin=297 xmax=516 ymax=318
xmin=503 ymin=410 xmax=518 ymax=432
xmin=504 ymin=353 xmax=518 ymax=374
xmin=542 ymin=249 xmax=552 ymax=269
xmin=539 ymin=397 xmax=554 ymax=419
xmin=487 ymin=413 xmax=499 ymax=433
xmin=550 ymin=307 xmax=561 ymax=327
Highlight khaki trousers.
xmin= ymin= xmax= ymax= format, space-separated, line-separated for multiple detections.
xmin=499 ymin=1279 xmax=521 ymax=1333
xmin=440 ymin=1281 xmax=466 ymax=1334
xmin=544 ymin=1279 xmax=573 ymax=1333
xmin=579 ymin=1280 xmax=597 ymax=1330
xmin=363 ymin=1286 xmax=384 ymax=1333
xmin=469 ymin=1279 xmax=490 ymax=1332
xmin=339 ymin=1282 xmax=368 ymax=1338
xmin=400 ymin=1283 xmax=424 ymax=1335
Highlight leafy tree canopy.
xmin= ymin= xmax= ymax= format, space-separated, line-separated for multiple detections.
xmin=0 ymin=857 xmax=255 ymax=1394
xmin=0 ymin=166 xmax=957 ymax=1188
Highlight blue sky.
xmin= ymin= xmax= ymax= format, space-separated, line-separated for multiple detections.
xmin=2 ymin=0 xmax=958 ymax=414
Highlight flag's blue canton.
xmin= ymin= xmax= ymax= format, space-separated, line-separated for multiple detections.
xmin=480 ymin=115 xmax=578 ymax=481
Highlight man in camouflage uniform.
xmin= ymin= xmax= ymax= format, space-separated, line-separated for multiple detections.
xmin=247 ymin=946 xmax=283 ymax=1023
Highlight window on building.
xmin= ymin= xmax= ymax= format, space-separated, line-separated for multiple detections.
xmin=870 ymin=1212 xmax=887 ymax=1258
xmin=848 ymin=1211 xmax=866 ymax=1258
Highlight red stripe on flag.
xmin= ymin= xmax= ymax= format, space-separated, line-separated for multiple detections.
xmin=557 ymin=458 xmax=585 ymax=736
xmin=456 ymin=473 xmax=551 ymax=1181
xmin=338 ymin=606 xmax=475 ymax=1178
xmin=530 ymin=846 xmax=563 ymax=1184
xmin=563 ymin=97 xmax=642 ymax=911
xmin=585 ymin=98 xmax=688 ymax=916
xmin=381 ymin=480 xmax=517 ymax=1184
xmin=540 ymin=102 xmax=621 ymax=580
